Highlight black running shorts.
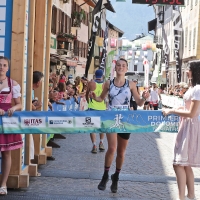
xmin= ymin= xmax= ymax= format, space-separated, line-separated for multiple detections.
xmin=118 ymin=133 xmax=131 ymax=140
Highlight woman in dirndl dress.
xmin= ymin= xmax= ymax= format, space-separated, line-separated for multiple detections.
xmin=0 ymin=56 xmax=22 ymax=195
xmin=163 ymin=60 xmax=200 ymax=200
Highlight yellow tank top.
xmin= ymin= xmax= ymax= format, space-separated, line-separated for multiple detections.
xmin=79 ymin=82 xmax=83 ymax=93
xmin=88 ymin=82 xmax=106 ymax=110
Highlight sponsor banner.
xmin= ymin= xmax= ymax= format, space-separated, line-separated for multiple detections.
xmin=48 ymin=117 xmax=74 ymax=128
xmin=0 ymin=110 xmax=179 ymax=134
xmin=2 ymin=117 xmax=19 ymax=128
xmin=20 ymin=117 xmax=46 ymax=128
xmin=75 ymin=117 xmax=101 ymax=128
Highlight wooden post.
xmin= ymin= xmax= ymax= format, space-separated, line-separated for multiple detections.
xmin=25 ymin=0 xmax=38 ymax=177
xmin=42 ymin=0 xmax=53 ymax=151
xmin=32 ymin=0 xmax=47 ymax=164
xmin=8 ymin=0 xmax=29 ymax=188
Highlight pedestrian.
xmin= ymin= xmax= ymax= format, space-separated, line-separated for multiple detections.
xmin=143 ymin=86 xmax=151 ymax=110
xmin=130 ymin=79 xmax=140 ymax=110
xmin=150 ymin=83 xmax=162 ymax=110
xmin=32 ymin=71 xmax=43 ymax=111
xmin=90 ymin=58 xmax=149 ymax=193
xmin=86 ymin=69 xmax=106 ymax=153
xmin=0 ymin=56 xmax=23 ymax=195
xmin=162 ymin=60 xmax=200 ymax=200
xmin=31 ymin=71 xmax=44 ymax=165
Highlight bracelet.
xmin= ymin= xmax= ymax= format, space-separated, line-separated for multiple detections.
xmin=141 ymin=96 xmax=146 ymax=101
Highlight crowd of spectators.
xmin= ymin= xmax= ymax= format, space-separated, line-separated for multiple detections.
xmin=159 ymin=82 xmax=189 ymax=98
xmin=47 ymin=72 xmax=89 ymax=111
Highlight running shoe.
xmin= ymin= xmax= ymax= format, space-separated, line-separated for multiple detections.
xmin=99 ymin=142 xmax=105 ymax=151
xmin=91 ymin=145 xmax=97 ymax=153
xmin=98 ymin=176 xmax=109 ymax=190
xmin=110 ymin=174 xmax=119 ymax=193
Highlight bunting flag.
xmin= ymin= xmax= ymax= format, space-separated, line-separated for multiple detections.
xmin=173 ymin=6 xmax=183 ymax=83
xmin=99 ymin=23 xmax=109 ymax=72
xmin=85 ymin=0 xmax=103 ymax=78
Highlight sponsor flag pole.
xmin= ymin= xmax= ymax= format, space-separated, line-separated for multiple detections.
xmin=84 ymin=0 xmax=103 ymax=78
xmin=143 ymin=57 xmax=149 ymax=87
xmin=173 ymin=5 xmax=183 ymax=83
xmin=99 ymin=23 xmax=109 ymax=73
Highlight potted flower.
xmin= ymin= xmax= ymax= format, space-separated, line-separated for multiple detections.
xmin=57 ymin=32 xmax=77 ymax=42
xmin=72 ymin=10 xmax=86 ymax=27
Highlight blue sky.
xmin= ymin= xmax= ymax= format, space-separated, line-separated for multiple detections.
xmin=106 ymin=0 xmax=155 ymax=40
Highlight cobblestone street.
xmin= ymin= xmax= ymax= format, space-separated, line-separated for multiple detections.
xmin=4 ymin=132 xmax=200 ymax=200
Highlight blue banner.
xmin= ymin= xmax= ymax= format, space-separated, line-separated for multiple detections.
xmin=0 ymin=110 xmax=179 ymax=134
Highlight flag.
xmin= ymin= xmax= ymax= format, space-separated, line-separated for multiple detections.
xmin=84 ymin=0 xmax=103 ymax=78
xmin=173 ymin=6 xmax=183 ymax=83
xmin=99 ymin=23 xmax=108 ymax=72
xmin=143 ymin=57 xmax=149 ymax=87
xmin=162 ymin=26 xmax=170 ymax=88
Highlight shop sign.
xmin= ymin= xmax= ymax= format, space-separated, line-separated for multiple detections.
xmin=110 ymin=38 xmax=117 ymax=48
xmin=50 ymin=37 xmax=57 ymax=49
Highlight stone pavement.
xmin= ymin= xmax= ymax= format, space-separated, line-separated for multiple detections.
xmin=4 ymin=132 xmax=200 ymax=200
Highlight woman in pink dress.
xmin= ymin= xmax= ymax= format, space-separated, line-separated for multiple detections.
xmin=163 ymin=61 xmax=200 ymax=200
xmin=0 ymin=56 xmax=22 ymax=195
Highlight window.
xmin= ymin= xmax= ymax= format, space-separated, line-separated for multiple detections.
xmin=193 ymin=27 xmax=196 ymax=49
xmin=189 ymin=30 xmax=192 ymax=51
xmin=74 ymin=40 xmax=78 ymax=56
xmin=134 ymin=65 xmax=137 ymax=71
xmin=61 ymin=12 xmax=65 ymax=33
xmin=51 ymin=6 xmax=57 ymax=34
xmin=185 ymin=27 xmax=188 ymax=47
xmin=66 ymin=15 xmax=71 ymax=34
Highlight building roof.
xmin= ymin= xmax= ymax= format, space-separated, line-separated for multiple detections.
xmin=106 ymin=20 xmax=124 ymax=37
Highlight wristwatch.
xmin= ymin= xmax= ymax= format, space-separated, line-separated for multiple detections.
xmin=141 ymin=96 xmax=146 ymax=101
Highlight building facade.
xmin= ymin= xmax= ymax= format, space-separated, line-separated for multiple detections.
xmin=153 ymin=1 xmax=200 ymax=87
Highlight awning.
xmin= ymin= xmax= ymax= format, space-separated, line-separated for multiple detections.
xmin=148 ymin=18 xmax=157 ymax=32
xmin=82 ymin=0 xmax=96 ymax=8
xmin=50 ymin=53 xmax=77 ymax=67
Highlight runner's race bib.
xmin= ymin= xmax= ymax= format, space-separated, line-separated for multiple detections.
xmin=111 ymin=105 xmax=129 ymax=111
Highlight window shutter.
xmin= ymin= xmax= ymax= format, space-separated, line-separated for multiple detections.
xmin=185 ymin=27 xmax=188 ymax=47
xmin=189 ymin=30 xmax=192 ymax=51
xmin=193 ymin=27 xmax=196 ymax=49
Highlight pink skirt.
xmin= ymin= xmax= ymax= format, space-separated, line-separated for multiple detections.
xmin=0 ymin=134 xmax=23 ymax=151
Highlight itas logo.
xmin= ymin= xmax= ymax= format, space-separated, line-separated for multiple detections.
xmin=24 ymin=119 xmax=43 ymax=126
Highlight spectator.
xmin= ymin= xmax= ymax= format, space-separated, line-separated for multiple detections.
xmin=0 ymin=56 xmax=22 ymax=195
xmin=150 ymin=83 xmax=162 ymax=110
xmin=130 ymin=79 xmax=140 ymax=110
xmin=32 ymin=71 xmax=43 ymax=111
xmin=86 ymin=69 xmax=106 ymax=154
